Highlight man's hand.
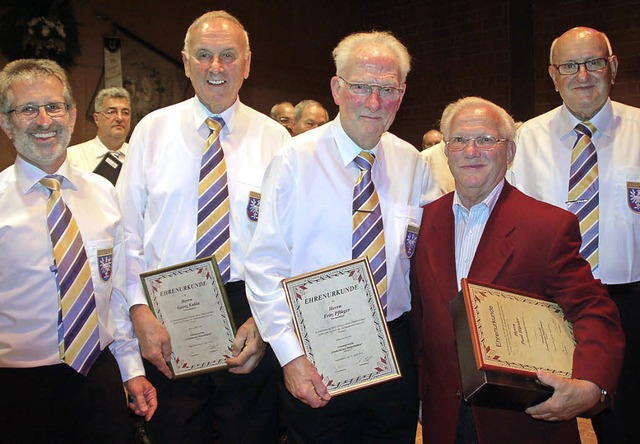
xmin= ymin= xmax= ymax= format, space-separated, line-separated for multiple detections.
xmin=124 ymin=376 xmax=158 ymax=422
xmin=525 ymin=370 xmax=601 ymax=421
xmin=283 ymin=356 xmax=331 ymax=408
xmin=226 ymin=317 xmax=266 ymax=374
xmin=130 ymin=304 xmax=173 ymax=378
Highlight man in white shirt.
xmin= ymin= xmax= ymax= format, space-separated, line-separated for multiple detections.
xmin=510 ymin=26 xmax=639 ymax=443
xmin=0 ymin=59 xmax=155 ymax=443
xmin=67 ymin=87 xmax=131 ymax=172
xmin=116 ymin=10 xmax=290 ymax=444
xmin=245 ymin=30 xmax=439 ymax=443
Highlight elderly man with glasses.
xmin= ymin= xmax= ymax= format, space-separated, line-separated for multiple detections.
xmin=67 ymin=87 xmax=132 ymax=175
xmin=509 ymin=26 xmax=640 ymax=443
xmin=245 ymin=30 xmax=439 ymax=443
xmin=411 ymin=96 xmax=624 ymax=444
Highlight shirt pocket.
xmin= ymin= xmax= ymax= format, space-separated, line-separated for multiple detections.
xmin=234 ymin=179 xmax=263 ymax=224
xmin=84 ymin=238 xmax=115 ymax=295
xmin=394 ymin=204 xmax=424 ymax=275
xmin=614 ymin=167 xmax=640 ymax=225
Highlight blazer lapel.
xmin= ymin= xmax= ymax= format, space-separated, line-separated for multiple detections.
xmin=428 ymin=197 xmax=459 ymax=301
xmin=468 ymin=184 xmax=516 ymax=283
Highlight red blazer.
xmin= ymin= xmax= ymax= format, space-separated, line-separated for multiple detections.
xmin=410 ymin=183 xmax=624 ymax=444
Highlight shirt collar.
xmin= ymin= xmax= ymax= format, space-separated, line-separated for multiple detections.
xmin=452 ymin=179 xmax=505 ymax=215
xmin=15 ymin=155 xmax=79 ymax=195
xmin=331 ymin=114 xmax=382 ymax=167
xmin=93 ymin=136 xmax=128 ymax=159
xmin=558 ymin=98 xmax=613 ymax=140
xmin=192 ymin=95 xmax=240 ymax=134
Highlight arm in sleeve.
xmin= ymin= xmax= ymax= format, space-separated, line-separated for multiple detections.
xmin=245 ymin=151 xmax=305 ymax=367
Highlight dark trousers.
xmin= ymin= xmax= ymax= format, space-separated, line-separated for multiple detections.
xmin=282 ymin=315 xmax=419 ymax=444
xmin=145 ymin=281 xmax=281 ymax=444
xmin=592 ymin=282 xmax=640 ymax=444
xmin=0 ymin=348 xmax=131 ymax=444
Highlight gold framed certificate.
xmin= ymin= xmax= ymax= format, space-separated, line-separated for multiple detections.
xmin=140 ymin=256 xmax=236 ymax=378
xmin=283 ymin=258 xmax=400 ymax=396
xmin=452 ymin=279 xmax=576 ymax=410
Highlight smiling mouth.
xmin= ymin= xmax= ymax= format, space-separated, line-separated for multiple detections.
xmin=33 ymin=131 xmax=56 ymax=139
xmin=207 ymin=79 xmax=225 ymax=85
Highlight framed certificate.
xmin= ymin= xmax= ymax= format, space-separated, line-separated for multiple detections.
xmin=140 ymin=256 xmax=236 ymax=378
xmin=452 ymin=279 xmax=576 ymax=411
xmin=283 ymin=258 xmax=400 ymax=396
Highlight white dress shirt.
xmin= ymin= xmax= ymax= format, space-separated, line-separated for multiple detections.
xmin=0 ymin=157 xmax=143 ymax=382
xmin=421 ymin=141 xmax=455 ymax=194
xmin=245 ymin=117 xmax=441 ymax=366
xmin=453 ymin=180 xmax=504 ymax=289
xmin=67 ymin=136 xmax=128 ymax=171
xmin=117 ymin=96 xmax=290 ymax=307
xmin=509 ymin=99 xmax=640 ymax=284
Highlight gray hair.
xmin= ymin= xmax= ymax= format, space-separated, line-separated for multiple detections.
xmin=293 ymin=99 xmax=328 ymax=122
xmin=270 ymin=101 xmax=293 ymax=119
xmin=0 ymin=59 xmax=75 ymax=113
xmin=549 ymin=27 xmax=613 ymax=65
xmin=332 ymin=31 xmax=411 ymax=83
xmin=183 ymin=10 xmax=250 ymax=58
xmin=94 ymin=87 xmax=131 ymax=113
xmin=440 ymin=97 xmax=516 ymax=141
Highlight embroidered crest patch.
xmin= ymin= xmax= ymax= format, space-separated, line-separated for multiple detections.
xmin=97 ymin=248 xmax=113 ymax=282
xmin=628 ymin=181 xmax=640 ymax=214
xmin=404 ymin=224 xmax=420 ymax=258
xmin=247 ymin=191 xmax=261 ymax=222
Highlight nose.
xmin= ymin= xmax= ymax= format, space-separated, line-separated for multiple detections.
xmin=33 ymin=107 xmax=53 ymax=126
xmin=463 ymin=139 xmax=481 ymax=157
xmin=576 ymin=63 xmax=591 ymax=82
xmin=365 ymin=89 xmax=381 ymax=112
xmin=209 ymin=55 xmax=224 ymax=73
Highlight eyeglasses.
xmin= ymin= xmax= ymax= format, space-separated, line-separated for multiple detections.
xmin=97 ymin=107 xmax=131 ymax=118
xmin=338 ymin=77 xmax=404 ymax=101
xmin=445 ymin=135 xmax=510 ymax=152
xmin=552 ymin=57 xmax=610 ymax=75
xmin=7 ymin=102 xmax=70 ymax=120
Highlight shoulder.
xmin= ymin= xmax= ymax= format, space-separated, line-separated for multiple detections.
xmin=0 ymin=165 xmax=17 ymax=194
xmin=611 ymin=100 xmax=640 ymax=122
xmin=67 ymin=138 xmax=96 ymax=152
xmin=517 ymin=106 xmax=561 ymax=137
xmin=499 ymin=184 xmax=575 ymax=224
xmin=136 ymin=99 xmax=192 ymax=129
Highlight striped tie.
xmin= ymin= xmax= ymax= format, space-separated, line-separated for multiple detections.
xmin=352 ymin=151 xmax=387 ymax=312
xmin=40 ymin=175 xmax=100 ymax=376
xmin=196 ymin=116 xmax=231 ymax=282
xmin=567 ymin=122 xmax=599 ymax=272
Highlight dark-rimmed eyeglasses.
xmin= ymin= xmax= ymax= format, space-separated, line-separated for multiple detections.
xmin=7 ymin=102 xmax=70 ymax=120
xmin=445 ymin=135 xmax=510 ymax=152
xmin=552 ymin=57 xmax=610 ymax=75
xmin=338 ymin=76 xmax=404 ymax=101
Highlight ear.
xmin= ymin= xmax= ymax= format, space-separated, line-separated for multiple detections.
xmin=69 ymin=107 xmax=77 ymax=131
xmin=92 ymin=112 xmax=99 ymax=126
xmin=506 ymin=140 xmax=516 ymax=166
xmin=0 ymin=114 xmax=13 ymax=140
xmin=394 ymin=83 xmax=407 ymax=111
xmin=181 ymin=51 xmax=191 ymax=78
xmin=548 ymin=65 xmax=559 ymax=92
xmin=609 ymin=55 xmax=619 ymax=84
xmin=244 ymin=51 xmax=252 ymax=79
xmin=330 ymin=76 xmax=341 ymax=106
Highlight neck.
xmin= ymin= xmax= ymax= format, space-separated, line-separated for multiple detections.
xmin=98 ymin=134 xmax=126 ymax=151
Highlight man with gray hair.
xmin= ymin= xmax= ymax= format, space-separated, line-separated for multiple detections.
xmin=510 ymin=26 xmax=640 ymax=443
xmin=291 ymin=99 xmax=329 ymax=135
xmin=116 ymin=10 xmax=289 ymax=443
xmin=411 ymin=96 xmax=623 ymax=443
xmin=0 ymin=59 xmax=156 ymax=443
xmin=67 ymin=87 xmax=131 ymax=174
xmin=270 ymin=101 xmax=295 ymax=134
xmin=245 ymin=30 xmax=438 ymax=442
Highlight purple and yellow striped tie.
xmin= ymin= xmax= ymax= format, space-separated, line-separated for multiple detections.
xmin=352 ymin=151 xmax=387 ymax=312
xmin=196 ymin=116 xmax=231 ymax=282
xmin=567 ymin=122 xmax=599 ymax=272
xmin=40 ymin=175 xmax=100 ymax=376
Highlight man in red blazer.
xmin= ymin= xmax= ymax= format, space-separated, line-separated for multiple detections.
xmin=410 ymin=96 xmax=624 ymax=443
